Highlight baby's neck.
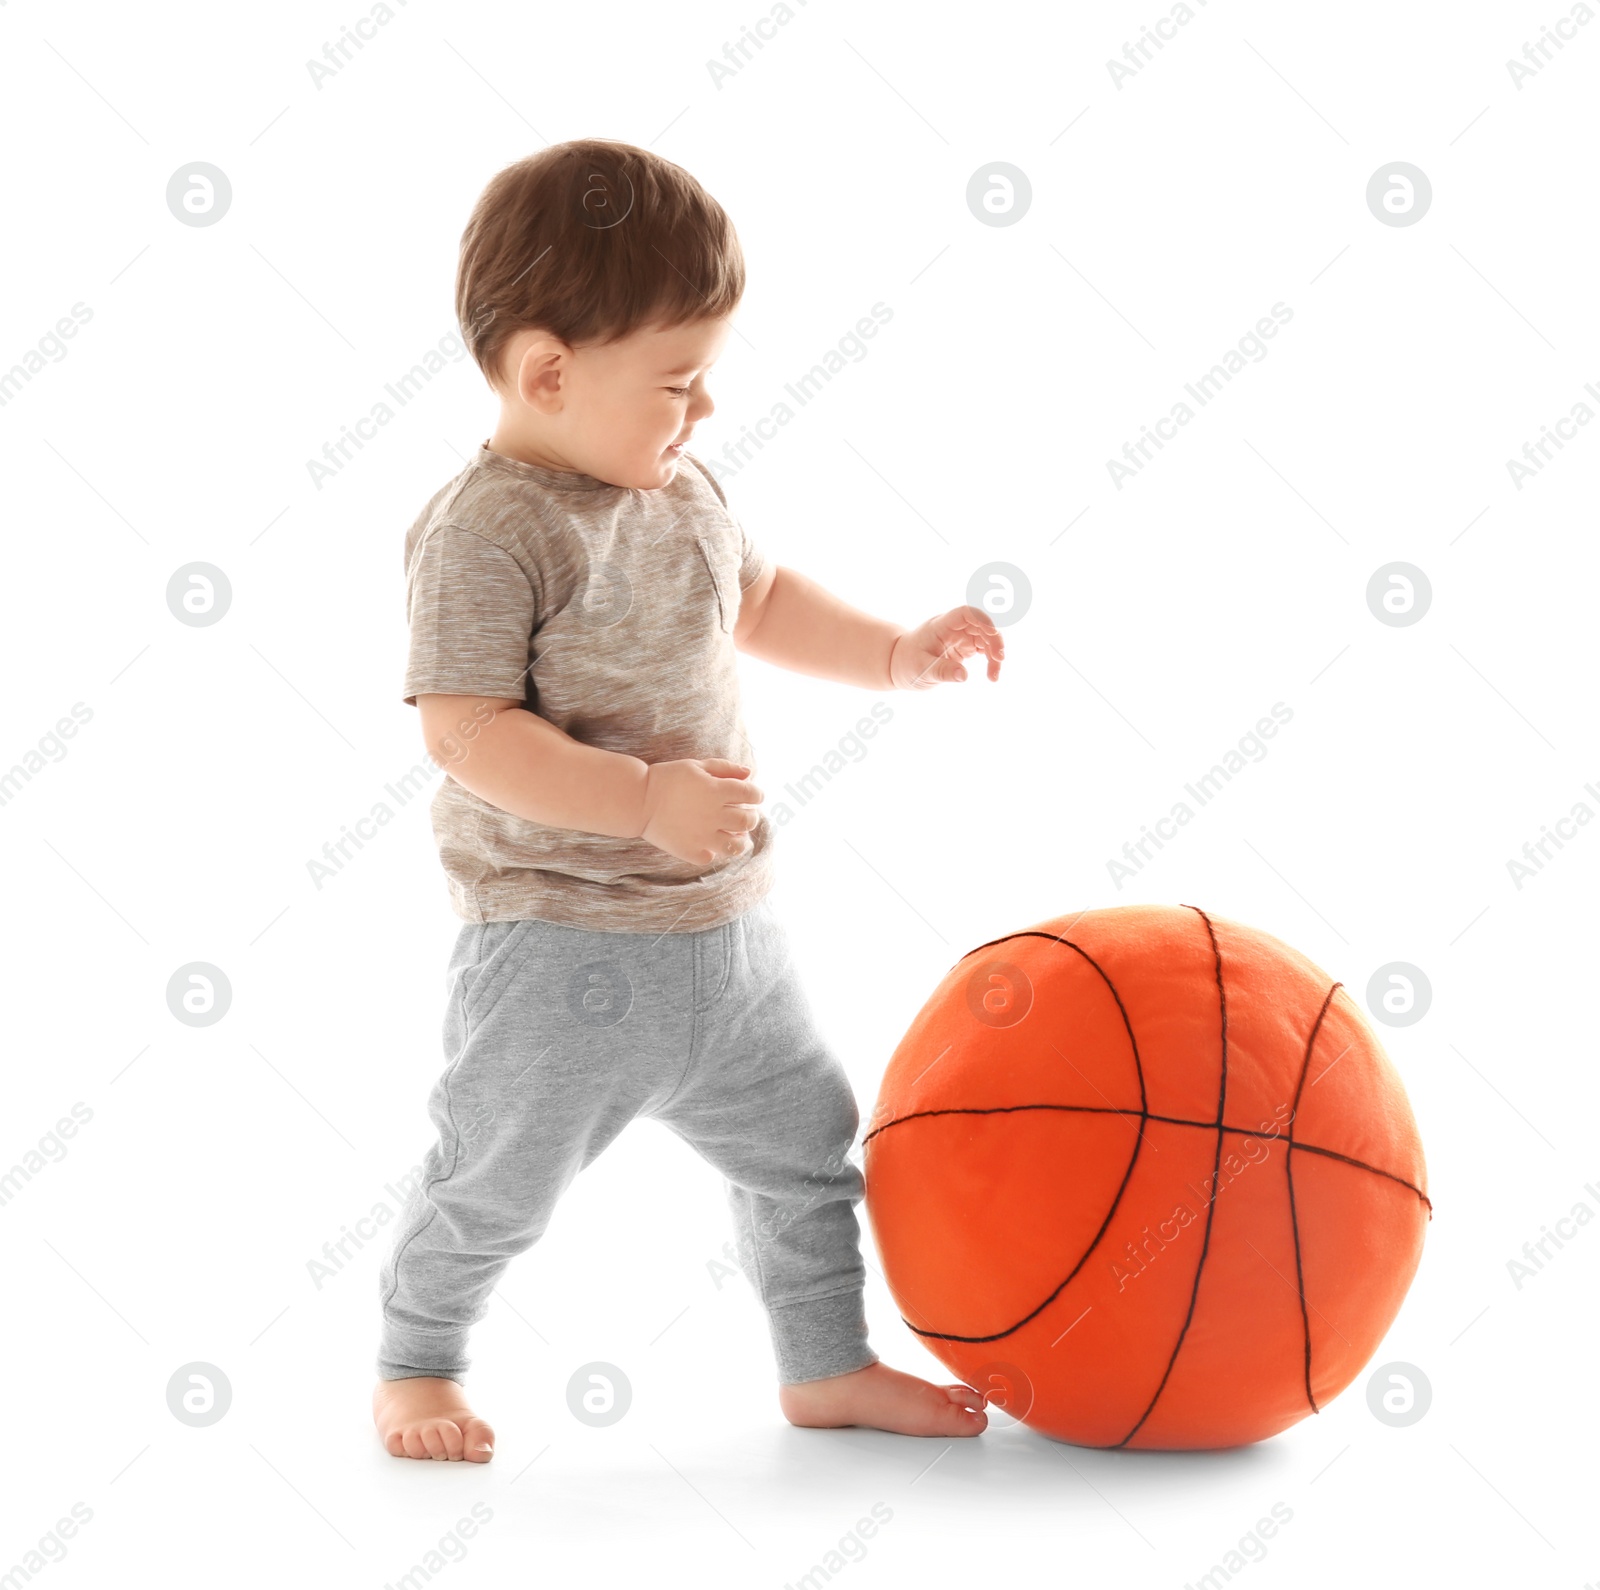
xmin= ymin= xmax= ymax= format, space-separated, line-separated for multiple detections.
xmin=486 ymin=416 xmax=586 ymax=477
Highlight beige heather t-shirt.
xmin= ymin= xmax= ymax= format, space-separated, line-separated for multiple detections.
xmin=401 ymin=442 xmax=776 ymax=932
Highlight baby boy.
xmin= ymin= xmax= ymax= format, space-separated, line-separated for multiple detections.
xmin=373 ymin=138 xmax=1005 ymax=1462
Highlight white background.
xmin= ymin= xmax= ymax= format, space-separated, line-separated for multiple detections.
xmin=1 ymin=0 xmax=1596 ymax=1585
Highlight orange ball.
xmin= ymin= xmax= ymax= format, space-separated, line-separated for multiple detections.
xmin=863 ymin=903 xmax=1431 ymax=1449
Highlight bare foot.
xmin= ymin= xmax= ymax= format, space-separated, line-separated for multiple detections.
xmin=373 ymin=1376 xmax=495 ymax=1462
xmin=779 ymin=1361 xmax=988 ymax=1437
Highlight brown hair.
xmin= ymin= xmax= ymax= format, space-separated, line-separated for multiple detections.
xmin=456 ymin=138 xmax=745 ymax=389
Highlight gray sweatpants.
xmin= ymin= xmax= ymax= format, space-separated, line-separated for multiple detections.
xmin=376 ymin=894 xmax=880 ymax=1386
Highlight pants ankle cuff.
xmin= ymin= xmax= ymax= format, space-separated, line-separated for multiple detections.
xmin=377 ymin=1325 xmax=471 ymax=1382
xmin=767 ymin=1289 xmax=879 ymax=1384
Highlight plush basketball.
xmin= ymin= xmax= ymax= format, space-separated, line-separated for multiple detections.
xmin=862 ymin=903 xmax=1430 ymax=1449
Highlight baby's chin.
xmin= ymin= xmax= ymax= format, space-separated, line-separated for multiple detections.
xmin=583 ymin=453 xmax=678 ymax=490
xmin=633 ymin=451 xmax=682 ymax=490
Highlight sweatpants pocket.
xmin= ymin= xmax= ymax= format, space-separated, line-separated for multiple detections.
xmin=460 ymin=919 xmax=538 ymax=1025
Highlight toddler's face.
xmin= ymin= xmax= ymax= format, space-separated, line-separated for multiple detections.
xmin=553 ymin=314 xmax=733 ymax=490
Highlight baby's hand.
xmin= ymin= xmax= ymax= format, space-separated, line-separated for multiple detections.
xmin=640 ymin=758 xmax=763 ymax=865
xmin=889 ymin=605 xmax=1005 ymax=690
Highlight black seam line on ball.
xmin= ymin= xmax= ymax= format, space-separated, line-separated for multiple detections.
xmin=1286 ymin=981 xmax=1339 ymax=1416
xmin=950 ymin=928 xmax=1151 ymax=1114
xmin=863 ymin=1105 xmax=1431 ymax=1208
xmin=888 ymin=933 xmax=1155 ymax=1349
xmin=1113 ymin=904 xmax=1228 ymax=1448
xmin=897 ymin=1120 xmax=1149 ymax=1347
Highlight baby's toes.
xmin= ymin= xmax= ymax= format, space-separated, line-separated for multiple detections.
xmin=937 ymin=1385 xmax=988 ymax=1430
xmin=421 ymin=1420 xmax=460 ymax=1460
xmin=400 ymin=1423 xmax=436 ymax=1460
xmin=461 ymin=1417 xmax=496 ymax=1463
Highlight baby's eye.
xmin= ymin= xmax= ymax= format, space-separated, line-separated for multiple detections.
xmin=666 ymin=386 xmax=691 ymax=397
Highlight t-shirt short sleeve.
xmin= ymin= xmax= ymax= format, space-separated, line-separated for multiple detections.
xmin=403 ymin=525 xmax=536 ymax=707
xmin=736 ymin=518 xmax=771 ymax=592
